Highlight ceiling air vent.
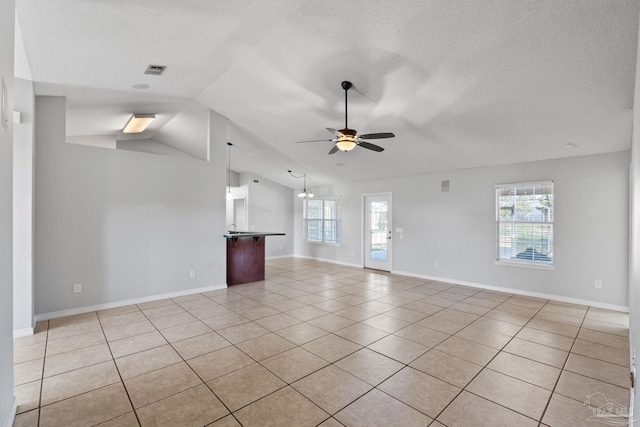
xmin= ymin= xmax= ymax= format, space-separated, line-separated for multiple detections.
xmin=144 ymin=65 xmax=166 ymax=75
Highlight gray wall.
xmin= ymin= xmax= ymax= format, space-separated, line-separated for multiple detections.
xmin=295 ymin=151 xmax=630 ymax=308
xmin=240 ymin=173 xmax=294 ymax=258
xmin=0 ymin=0 xmax=15 ymax=423
xmin=34 ymin=97 xmax=227 ymax=316
xmin=13 ymin=78 xmax=35 ymax=333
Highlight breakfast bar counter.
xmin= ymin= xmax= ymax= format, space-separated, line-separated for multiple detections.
xmin=224 ymin=232 xmax=285 ymax=285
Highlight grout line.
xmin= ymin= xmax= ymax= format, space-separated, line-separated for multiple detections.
xmin=422 ymin=294 xmax=544 ymax=424
xmin=536 ymin=301 xmax=588 ymax=424
xmin=36 ymin=320 xmax=48 ymax=427
xmin=16 ymin=259 xmax=630 ymax=427
xmin=97 ymin=313 xmax=143 ymax=427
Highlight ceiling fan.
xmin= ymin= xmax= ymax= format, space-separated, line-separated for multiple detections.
xmin=295 ymin=81 xmax=395 ymax=155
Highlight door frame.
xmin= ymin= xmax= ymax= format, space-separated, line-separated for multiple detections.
xmin=361 ymin=192 xmax=393 ymax=271
xmin=629 ymin=161 xmax=637 ymax=418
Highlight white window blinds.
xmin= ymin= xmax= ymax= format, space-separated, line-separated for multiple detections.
xmin=303 ymin=197 xmax=341 ymax=244
xmin=496 ymin=181 xmax=554 ymax=264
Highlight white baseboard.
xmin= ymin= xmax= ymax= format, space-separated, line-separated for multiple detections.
xmin=289 ymin=255 xmax=628 ymax=312
xmin=266 ymin=254 xmax=295 ymax=260
xmin=392 ymin=269 xmax=629 ymax=313
xmin=293 ymin=254 xmax=362 ymax=269
xmin=3 ymin=397 xmax=16 ymax=427
xmin=13 ymin=327 xmax=34 ymax=338
xmin=35 ymin=283 xmax=228 ymax=321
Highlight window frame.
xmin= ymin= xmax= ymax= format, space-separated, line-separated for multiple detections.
xmin=303 ymin=197 xmax=342 ymax=246
xmin=495 ymin=180 xmax=555 ymax=270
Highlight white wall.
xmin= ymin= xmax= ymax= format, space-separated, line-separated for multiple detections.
xmin=295 ymin=151 xmax=630 ymax=308
xmin=240 ymin=173 xmax=294 ymax=258
xmin=116 ymin=139 xmax=195 ymax=158
xmin=13 ymin=78 xmax=34 ymax=334
xmin=0 ymin=0 xmax=15 ymax=424
xmin=34 ymin=97 xmax=228 ymax=316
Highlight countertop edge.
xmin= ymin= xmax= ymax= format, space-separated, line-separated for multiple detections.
xmin=223 ymin=232 xmax=286 ymax=238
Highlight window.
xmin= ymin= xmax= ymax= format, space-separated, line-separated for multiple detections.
xmin=496 ymin=181 xmax=553 ymax=265
xmin=304 ymin=197 xmax=341 ymax=244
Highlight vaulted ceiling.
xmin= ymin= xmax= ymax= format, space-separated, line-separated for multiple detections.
xmin=14 ymin=0 xmax=640 ymax=189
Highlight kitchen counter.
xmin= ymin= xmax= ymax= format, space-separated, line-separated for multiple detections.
xmin=224 ymin=232 xmax=285 ymax=285
xmin=223 ymin=232 xmax=286 ymax=238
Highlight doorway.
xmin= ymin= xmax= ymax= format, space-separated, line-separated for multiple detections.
xmin=364 ymin=193 xmax=392 ymax=271
xmin=233 ymin=198 xmax=246 ymax=231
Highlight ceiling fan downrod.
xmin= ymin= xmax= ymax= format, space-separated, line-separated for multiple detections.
xmin=342 ymin=81 xmax=352 ymax=129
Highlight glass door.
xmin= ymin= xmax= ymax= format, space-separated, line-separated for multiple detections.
xmin=364 ymin=194 xmax=392 ymax=271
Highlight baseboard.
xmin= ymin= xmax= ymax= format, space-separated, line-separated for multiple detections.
xmin=288 ymin=255 xmax=629 ymax=312
xmin=35 ymin=283 xmax=228 ymax=321
xmin=391 ymin=269 xmax=629 ymax=313
xmin=3 ymin=397 xmax=16 ymax=427
xmin=266 ymin=254 xmax=295 ymax=260
xmin=13 ymin=327 xmax=34 ymax=338
xmin=293 ymin=254 xmax=362 ymax=269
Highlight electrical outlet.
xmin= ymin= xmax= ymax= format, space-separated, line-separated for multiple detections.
xmin=73 ymin=283 xmax=82 ymax=293
xmin=189 ymin=270 xmax=196 ymax=278
xmin=595 ymin=280 xmax=602 ymax=289
xmin=435 ymin=261 xmax=439 ymax=268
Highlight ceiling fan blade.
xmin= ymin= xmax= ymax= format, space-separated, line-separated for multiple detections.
xmin=326 ymin=128 xmax=340 ymax=135
xmin=295 ymin=138 xmax=334 ymax=143
xmin=359 ymin=132 xmax=395 ymax=140
xmin=328 ymin=145 xmax=339 ymax=155
xmin=357 ymin=141 xmax=385 ymax=152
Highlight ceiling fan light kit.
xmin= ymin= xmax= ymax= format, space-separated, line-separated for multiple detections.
xmin=295 ymin=81 xmax=395 ymax=154
xmin=335 ymin=128 xmax=357 ymax=152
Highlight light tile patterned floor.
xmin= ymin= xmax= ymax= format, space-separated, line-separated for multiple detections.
xmin=13 ymin=258 xmax=631 ymax=427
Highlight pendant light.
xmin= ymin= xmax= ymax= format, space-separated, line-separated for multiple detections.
xmin=288 ymin=170 xmax=314 ymax=198
xmin=226 ymin=142 xmax=233 ymax=200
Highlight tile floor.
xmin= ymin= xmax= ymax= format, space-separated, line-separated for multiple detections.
xmin=12 ymin=258 xmax=631 ymax=427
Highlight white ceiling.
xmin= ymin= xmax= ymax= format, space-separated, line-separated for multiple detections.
xmin=14 ymin=0 xmax=640 ymax=189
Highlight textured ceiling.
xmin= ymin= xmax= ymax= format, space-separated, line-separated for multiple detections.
xmin=14 ymin=0 xmax=640 ymax=189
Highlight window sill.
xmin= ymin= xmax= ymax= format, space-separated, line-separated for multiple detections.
xmin=304 ymin=240 xmax=342 ymax=248
xmin=495 ymin=259 xmax=556 ymax=271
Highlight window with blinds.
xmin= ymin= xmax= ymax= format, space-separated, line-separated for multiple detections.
xmin=304 ymin=197 xmax=341 ymax=244
xmin=496 ymin=181 xmax=553 ymax=265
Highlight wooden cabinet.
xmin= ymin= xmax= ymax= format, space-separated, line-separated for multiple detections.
xmin=226 ymin=236 xmax=265 ymax=285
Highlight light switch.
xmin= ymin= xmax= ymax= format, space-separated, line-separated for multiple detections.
xmin=395 ymin=228 xmax=403 ymax=233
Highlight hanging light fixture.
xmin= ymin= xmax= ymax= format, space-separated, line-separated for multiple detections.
xmin=226 ymin=142 xmax=233 ymax=200
xmin=288 ymin=170 xmax=314 ymax=198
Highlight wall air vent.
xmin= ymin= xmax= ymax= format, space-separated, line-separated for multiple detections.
xmin=441 ymin=180 xmax=450 ymax=192
xmin=144 ymin=65 xmax=167 ymax=75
